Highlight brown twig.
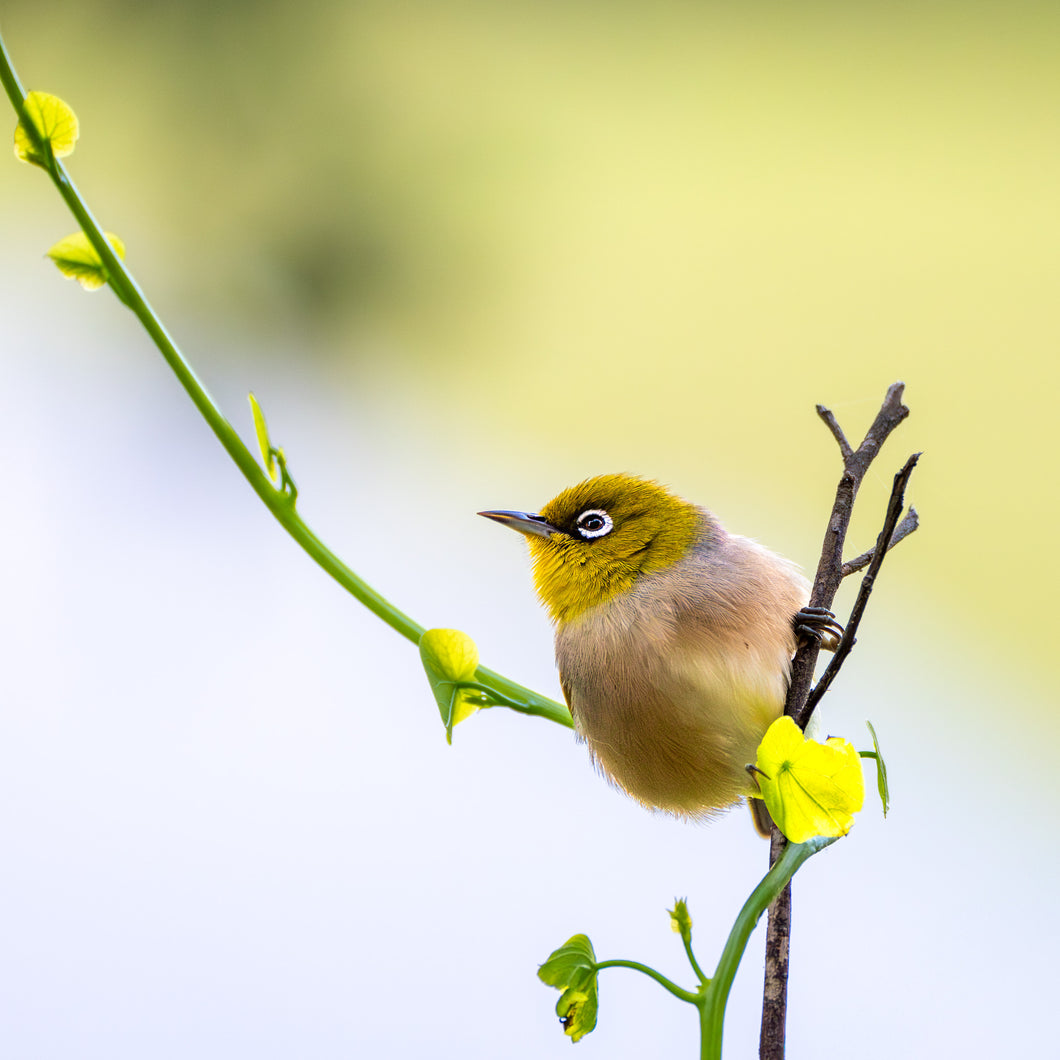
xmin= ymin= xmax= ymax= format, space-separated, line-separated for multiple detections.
xmin=759 ymin=382 xmax=919 ymax=1060
xmin=801 ymin=455 xmax=920 ymax=722
xmin=815 ymin=405 xmax=854 ymax=460
xmin=758 ymin=829 xmax=792 ymax=1052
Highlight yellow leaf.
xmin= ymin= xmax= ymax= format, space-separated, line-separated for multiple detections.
xmin=14 ymin=91 xmax=79 ymax=167
xmin=419 ymin=629 xmax=483 ymax=741
xmin=46 ymin=231 xmax=126 ymax=291
xmin=248 ymin=393 xmax=278 ymax=481
xmin=420 ymin=628 xmax=479 ymax=683
xmin=755 ymin=716 xmax=865 ymax=843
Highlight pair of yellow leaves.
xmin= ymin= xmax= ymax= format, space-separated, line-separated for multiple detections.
xmin=14 ymin=90 xmax=125 ymax=290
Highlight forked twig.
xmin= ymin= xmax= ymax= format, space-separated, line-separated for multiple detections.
xmin=759 ymin=382 xmax=920 ymax=1060
xmin=801 ymin=455 xmax=919 ymax=722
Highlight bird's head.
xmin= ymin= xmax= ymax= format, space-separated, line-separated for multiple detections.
xmin=480 ymin=473 xmax=704 ymax=624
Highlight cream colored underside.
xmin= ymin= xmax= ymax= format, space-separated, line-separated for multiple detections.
xmin=555 ymin=529 xmax=808 ymax=819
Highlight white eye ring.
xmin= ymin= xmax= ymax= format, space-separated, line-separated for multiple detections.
xmin=575 ymin=509 xmax=613 ymax=539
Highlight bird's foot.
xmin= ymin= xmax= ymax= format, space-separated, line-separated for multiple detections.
xmin=793 ymin=606 xmax=844 ymax=651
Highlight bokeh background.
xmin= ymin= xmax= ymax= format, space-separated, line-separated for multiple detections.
xmin=2 ymin=2 xmax=1057 ymax=1056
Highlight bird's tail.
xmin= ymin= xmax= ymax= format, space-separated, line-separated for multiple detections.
xmin=748 ymin=796 xmax=773 ymax=838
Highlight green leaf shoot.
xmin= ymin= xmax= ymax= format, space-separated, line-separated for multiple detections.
xmin=668 ymin=897 xmax=693 ymax=946
xmin=245 ymin=394 xmax=297 ymax=501
xmin=248 ymin=393 xmax=278 ymax=482
xmin=669 ymin=896 xmax=710 ymax=987
xmin=863 ymin=720 xmax=891 ymax=817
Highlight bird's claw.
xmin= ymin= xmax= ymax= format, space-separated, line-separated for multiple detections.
xmin=793 ymin=606 xmax=844 ymax=651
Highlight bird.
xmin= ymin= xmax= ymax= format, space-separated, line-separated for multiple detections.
xmin=479 ymin=473 xmax=839 ymax=830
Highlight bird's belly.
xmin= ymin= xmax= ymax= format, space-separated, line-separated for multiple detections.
xmin=562 ymin=636 xmax=788 ymax=819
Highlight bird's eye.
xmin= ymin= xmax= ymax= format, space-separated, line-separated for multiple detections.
xmin=574 ymin=509 xmax=613 ymax=539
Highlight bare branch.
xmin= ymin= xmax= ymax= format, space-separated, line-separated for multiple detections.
xmin=805 ymin=381 xmax=909 ymax=613
xmin=759 ymin=383 xmax=916 ymax=1060
xmin=759 ymin=830 xmax=792 ymax=1053
xmin=800 ymin=453 xmax=920 ymax=724
xmin=841 ymin=506 xmax=919 ymax=577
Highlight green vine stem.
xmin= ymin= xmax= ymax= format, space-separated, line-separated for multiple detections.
xmin=594 ymin=960 xmax=700 ymax=1005
xmin=698 ymin=836 xmax=833 ymax=1059
xmin=681 ymin=934 xmax=710 ymax=989
xmin=0 ymin=31 xmax=570 ymax=730
xmin=589 ymin=836 xmax=834 ymax=1059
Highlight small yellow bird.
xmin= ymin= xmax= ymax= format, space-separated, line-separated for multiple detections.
xmin=480 ymin=474 xmax=838 ymax=828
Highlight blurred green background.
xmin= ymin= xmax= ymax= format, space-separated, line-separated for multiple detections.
xmin=2 ymin=2 xmax=1057 ymax=1057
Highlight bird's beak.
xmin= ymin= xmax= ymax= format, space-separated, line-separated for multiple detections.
xmin=478 ymin=509 xmax=561 ymax=538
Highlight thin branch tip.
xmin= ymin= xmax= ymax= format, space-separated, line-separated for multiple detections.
xmin=883 ymin=381 xmax=907 ymax=411
xmin=816 ymin=404 xmax=853 ymax=459
xmin=894 ymin=452 xmax=921 ymax=482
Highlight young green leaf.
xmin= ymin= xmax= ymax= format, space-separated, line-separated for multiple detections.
xmin=538 ymin=934 xmax=599 ymax=1043
xmin=46 ymin=231 xmax=125 ymax=291
xmin=865 ymin=720 xmax=890 ymax=816
xmin=667 ymin=898 xmax=693 ymax=945
xmin=248 ymin=393 xmax=278 ymax=481
xmin=14 ymin=91 xmax=80 ymax=168
xmin=755 ymin=716 xmax=865 ymax=843
xmin=418 ymin=628 xmax=484 ymax=744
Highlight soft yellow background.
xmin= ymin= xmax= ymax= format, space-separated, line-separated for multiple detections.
xmin=2 ymin=3 xmax=1056 ymax=1057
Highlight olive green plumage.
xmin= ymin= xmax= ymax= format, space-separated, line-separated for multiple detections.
xmin=528 ymin=474 xmax=702 ymax=624
xmin=480 ymin=474 xmax=809 ymax=821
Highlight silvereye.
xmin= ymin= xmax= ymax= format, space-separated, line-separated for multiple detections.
xmin=481 ymin=474 xmax=836 ymax=827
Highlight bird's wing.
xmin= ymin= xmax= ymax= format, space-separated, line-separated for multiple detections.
xmin=559 ymin=670 xmax=574 ymax=709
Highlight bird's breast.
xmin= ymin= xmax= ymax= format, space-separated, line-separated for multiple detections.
xmin=554 ymin=534 xmax=808 ymax=818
